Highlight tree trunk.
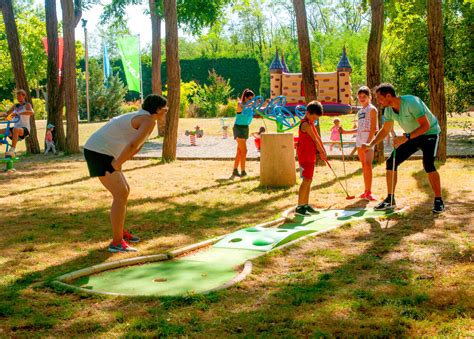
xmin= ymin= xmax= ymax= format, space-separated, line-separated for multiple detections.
xmin=427 ymin=0 xmax=446 ymax=162
xmin=45 ymin=0 xmax=66 ymax=150
xmin=293 ymin=0 xmax=322 ymax=164
xmin=366 ymin=0 xmax=384 ymax=164
xmin=0 ymin=0 xmax=40 ymax=153
xmin=150 ymin=0 xmax=165 ymax=136
xmin=162 ymin=0 xmax=180 ymax=162
xmin=60 ymin=0 xmax=80 ymax=153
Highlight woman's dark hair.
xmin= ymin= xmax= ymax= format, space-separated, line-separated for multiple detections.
xmin=240 ymin=89 xmax=255 ymax=102
xmin=142 ymin=94 xmax=167 ymax=114
xmin=375 ymin=83 xmax=397 ymax=97
xmin=357 ymin=86 xmax=371 ymax=97
xmin=306 ymin=100 xmax=323 ymax=116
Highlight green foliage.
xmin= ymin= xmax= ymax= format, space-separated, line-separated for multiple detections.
xmin=163 ymin=80 xmax=199 ymax=118
xmin=218 ymin=99 xmax=237 ymax=117
xmin=193 ymin=69 xmax=233 ymax=117
xmin=0 ymin=6 xmax=47 ymax=93
xmin=120 ymin=100 xmax=141 ymax=113
xmin=31 ymin=98 xmax=46 ymax=120
xmin=77 ymin=59 xmax=128 ymax=120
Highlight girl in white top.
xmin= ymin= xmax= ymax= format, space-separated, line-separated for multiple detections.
xmin=0 ymin=89 xmax=33 ymax=157
xmin=340 ymin=86 xmax=378 ymax=201
xmin=84 ymin=94 xmax=168 ymax=253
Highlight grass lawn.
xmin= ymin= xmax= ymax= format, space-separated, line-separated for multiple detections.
xmin=0 ymin=153 xmax=472 ymax=336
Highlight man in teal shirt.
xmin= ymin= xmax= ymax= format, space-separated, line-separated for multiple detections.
xmin=362 ymin=83 xmax=444 ymax=213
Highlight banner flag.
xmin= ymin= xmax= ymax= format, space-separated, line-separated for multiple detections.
xmin=117 ymin=36 xmax=140 ymax=92
xmin=103 ymin=42 xmax=111 ymax=83
xmin=41 ymin=37 xmax=64 ymax=81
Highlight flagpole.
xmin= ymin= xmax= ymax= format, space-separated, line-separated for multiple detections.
xmin=137 ymin=34 xmax=143 ymax=104
xmin=82 ymin=19 xmax=90 ymax=122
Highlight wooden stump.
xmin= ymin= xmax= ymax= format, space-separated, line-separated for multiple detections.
xmin=260 ymin=133 xmax=296 ymax=187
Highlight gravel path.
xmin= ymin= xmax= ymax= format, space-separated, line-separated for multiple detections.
xmin=135 ymin=131 xmax=473 ymax=160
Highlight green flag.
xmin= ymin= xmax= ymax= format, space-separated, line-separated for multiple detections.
xmin=117 ymin=36 xmax=141 ymax=93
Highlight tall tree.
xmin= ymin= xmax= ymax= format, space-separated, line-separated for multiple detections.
xmin=292 ymin=0 xmax=322 ymax=163
xmin=427 ymin=0 xmax=446 ymax=161
xmin=45 ymin=0 xmax=66 ymax=150
xmin=60 ymin=0 xmax=81 ymax=153
xmin=149 ymin=0 xmax=164 ymax=136
xmin=292 ymin=0 xmax=317 ymax=103
xmin=162 ymin=0 xmax=180 ymax=162
xmin=0 ymin=0 xmax=40 ymax=153
xmin=366 ymin=0 xmax=384 ymax=164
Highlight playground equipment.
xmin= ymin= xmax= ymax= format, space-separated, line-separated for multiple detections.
xmin=0 ymin=113 xmax=20 ymax=171
xmin=53 ymin=207 xmax=401 ymax=296
xmin=270 ymin=47 xmax=353 ymax=115
xmin=185 ymin=126 xmax=204 ymax=146
xmin=220 ymin=118 xmax=229 ymax=139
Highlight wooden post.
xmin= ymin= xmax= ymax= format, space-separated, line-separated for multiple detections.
xmin=260 ymin=133 xmax=296 ymax=187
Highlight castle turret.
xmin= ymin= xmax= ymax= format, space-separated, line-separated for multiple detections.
xmin=270 ymin=49 xmax=284 ymax=98
xmin=337 ymin=46 xmax=353 ymax=104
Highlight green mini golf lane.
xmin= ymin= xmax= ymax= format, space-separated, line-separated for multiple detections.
xmin=70 ymin=209 xmax=394 ymax=296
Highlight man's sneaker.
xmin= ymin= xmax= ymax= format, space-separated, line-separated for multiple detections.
xmin=374 ymin=197 xmax=396 ymax=211
xmin=304 ymin=204 xmax=319 ymax=214
xmin=231 ymin=169 xmax=240 ymax=178
xmin=432 ymin=199 xmax=445 ymax=214
xmin=240 ymin=170 xmax=247 ymax=177
xmin=295 ymin=205 xmax=312 ymax=216
xmin=123 ymin=230 xmax=140 ymax=243
xmin=108 ymin=240 xmax=138 ymax=253
xmin=364 ymin=192 xmax=377 ymax=201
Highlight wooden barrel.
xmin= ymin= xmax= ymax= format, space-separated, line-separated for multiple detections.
xmin=260 ymin=133 xmax=296 ymax=187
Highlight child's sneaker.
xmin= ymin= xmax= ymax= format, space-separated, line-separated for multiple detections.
xmin=359 ymin=192 xmax=367 ymax=199
xmin=304 ymin=204 xmax=319 ymax=214
xmin=432 ymin=198 xmax=445 ymax=214
xmin=108 ymin=240 xmax=138 ymax=253
xmin=364 ymin=192 xmax=377 ymax=201
xmin=231 ymin=169 xmax=240 ymax=178
xmin=240 ymin=170 xmax=247 ymax=177
xmin=123 ymin=230 xmax=140 ymax=243
xmin=295 ymin=205 xmax=312 ymax=216
xmin=374 ymin=196 xmax=396 ymax=211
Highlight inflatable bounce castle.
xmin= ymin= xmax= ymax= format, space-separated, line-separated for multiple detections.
xmin=270 ymin=47 xmax=353 ymax=114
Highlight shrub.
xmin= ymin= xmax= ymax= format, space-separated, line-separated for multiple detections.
xmin=193 ymin=69 xmax=233 ymax=117
xmin=77 ymin=59 xmax=128 ymax=121
xmin=218 ymin=99 xmax=237 ymax=117
xmin=31 ymin=98 xmax=46 ymax=120
xmin=121 ymin=100 xmax=141 ymax=114
xmin=163 ymin=81 xmax=199 ymax=118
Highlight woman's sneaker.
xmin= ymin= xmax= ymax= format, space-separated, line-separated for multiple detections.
xmin=108 ymin=240 xmax=138 ymax=253
xmin=295 ymin=205 xmax=312 ymax=216
xmin=240 ymin=170 xmax=247 ymax=177
xmin=123 ymin=230 xmax=140 ymax=243
xmin=432 ymin=199 xmax=445 ymax=213
xmin=304 ymin=204 xmax=319 ymax=214
xmin=374 ymin=196 xmax=396 ymax=210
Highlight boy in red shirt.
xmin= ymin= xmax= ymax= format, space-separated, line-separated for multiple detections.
xmin=296 ymin=101 xmax=327 ymax=216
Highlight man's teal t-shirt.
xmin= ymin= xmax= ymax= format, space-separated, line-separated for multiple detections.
xmin=383 ymin=95 xmax=441 ymax=135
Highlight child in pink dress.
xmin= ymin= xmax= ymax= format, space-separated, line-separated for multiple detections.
xmin=329 ymin=118 xmax=341 ymax=151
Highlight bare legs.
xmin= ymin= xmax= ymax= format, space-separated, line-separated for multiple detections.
xmin=99 ymin=171 xmax=130 ymax=244
xmin=357 ymin=148 xmax=374 ymax=193
xmin=233 ymin=138 xmax=247 ymax=172
xmin=298 ymin=178 xmax=312 ymax=205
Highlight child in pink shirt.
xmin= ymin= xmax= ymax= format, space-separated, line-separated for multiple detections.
xmin=329 ymin=118 xmax=341 ymax=151
xmin=44 ymin=123 xmax=57 ymax=155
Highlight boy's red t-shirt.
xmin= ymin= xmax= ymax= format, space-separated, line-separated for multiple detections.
xmin=297 ymin=117 xmax=318 ymax=163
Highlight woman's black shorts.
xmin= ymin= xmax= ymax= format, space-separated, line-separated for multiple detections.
xmin=233 ymin=124 xmax=249 ymax=139
xmin=84 ymin=148 xmax=115 ymax=177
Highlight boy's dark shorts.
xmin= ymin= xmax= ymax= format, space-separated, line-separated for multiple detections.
xmin=84 ymin=148 xmax=115 ymax=177
xmin=8 ymin=127 xmax=29 ymax=140
xmin=233 ymin=124 xmax=249 ymax=139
